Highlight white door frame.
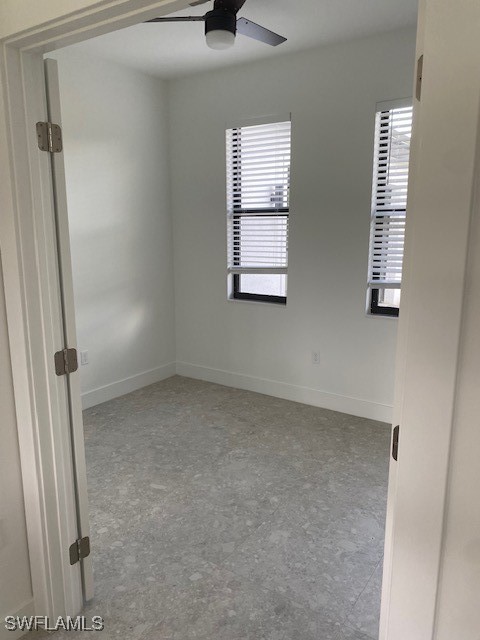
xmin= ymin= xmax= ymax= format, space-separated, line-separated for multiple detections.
xmin=1 ymin=0 xmax=478 ymax=635
xmin=380 ymin=1 xmax=480 ymax=638
xmin=43 ymin=55 xmax=94 ymax=604
xmin=0 ymin=0 xmax=190 ymax=620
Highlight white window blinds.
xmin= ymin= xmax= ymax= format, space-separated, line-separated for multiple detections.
xmin=368 ymin=105 xmax=413 ymax=289
xmin=226 ymin=120 xmax=291 ymax=274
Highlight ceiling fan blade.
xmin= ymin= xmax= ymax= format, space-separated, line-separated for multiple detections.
xmin=145 ymin=16 xmax=205 ymax=22
xmin=236 ymin=16 xmax=286 ymax=46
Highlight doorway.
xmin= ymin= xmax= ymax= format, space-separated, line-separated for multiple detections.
xmin=42 ymin=8 xmax=416 ymax=638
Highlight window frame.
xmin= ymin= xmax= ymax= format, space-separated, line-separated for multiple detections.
xmin=226 ymin=117 xmax=291 ymax=305
xmin=369 ymin=286 xmax=400 ymax=317
xmin=232 ymin=273 xmax=287 ymax=305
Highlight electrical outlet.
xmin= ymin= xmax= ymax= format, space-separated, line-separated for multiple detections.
xmin=312 ymin=351 xmax=320 ymax=365
xmin=80 ymin=350 xmax=89 ymax=366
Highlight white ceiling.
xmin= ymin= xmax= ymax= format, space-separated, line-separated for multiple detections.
xmin=64 ymin=0 xmax=418 ymax=79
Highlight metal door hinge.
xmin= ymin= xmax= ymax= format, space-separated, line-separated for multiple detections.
xmin=54 ymin=347 xmax=78 ymax=376
xmin=392 ymin=425 xmax=400 ymax=461
xmin=416 ymin=55 xmax=424 ymax=101
xmin=69 ymin=536 xmax=90 ymax=566
xmin=36 ymin=121 xmax=63 ymax=153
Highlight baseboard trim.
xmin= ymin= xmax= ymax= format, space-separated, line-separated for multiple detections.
xmin=176 ymin=362 xmax=393 ymax=423
xmin=80 ymin=360 xmax=393 ymax=421
xmin=0 ymin=599 xmax=35 ymax=640
xmin=81 ymin=362 xmax=176 ymax=409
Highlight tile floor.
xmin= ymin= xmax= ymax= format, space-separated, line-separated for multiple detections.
xmin=34 ymin=376 xmax=390 ymax=639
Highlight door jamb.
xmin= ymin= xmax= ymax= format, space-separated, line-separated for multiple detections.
xmin=379 ymin=1 xmax=480 ymax=637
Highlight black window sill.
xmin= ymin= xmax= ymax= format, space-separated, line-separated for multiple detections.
xmin=233 ymin=292 xmax=287 ymax=305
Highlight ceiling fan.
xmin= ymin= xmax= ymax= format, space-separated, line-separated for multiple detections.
xmin=146 ymin=0 xmax=287 ymax=50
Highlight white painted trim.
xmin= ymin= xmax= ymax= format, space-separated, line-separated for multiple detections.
xmin=81 ymin=363 xmax=176 ymax=409
xmin=44 ymin=57 xmax=94 ymax=601
xmin=379 ymin=5 xmax=426 ymax=635
xmin=176 ymin=362 xmax=392 ymax=423
xmin=0 ymin=47 xmax=83 ymax=620
xmin=0 ymin=599 xmax=35 ymax=640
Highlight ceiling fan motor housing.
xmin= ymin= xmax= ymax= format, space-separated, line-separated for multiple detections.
xmin=205 ymin=8 xmax=237 ymax=36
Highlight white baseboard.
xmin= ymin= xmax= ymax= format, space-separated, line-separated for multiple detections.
xmin=80 ymin=360 xmax=393 ymax=422
xmin=81 ymin=362 xmax=176 ymax=409
xmin=176 ymin=361 xmax=393 ymax=423
xmin=0 ymin=599 xmax=35 ymax=640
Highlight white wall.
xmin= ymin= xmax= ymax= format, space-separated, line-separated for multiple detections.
xmin=0 ymin=0 xmax=189 ymax=40
xmin=435 ymin=148 xmax=480 ymax=639
xmin=169 ymin=27 xmax=417 ymax=422
xmin=0 ymin=260 xmax=34 ymax=639
xmin=50 ymin=49 xmax=176 ymax=407
xmin=434 ymin=116 xmax=480 ymax=640
xmin=0 ymin=0 xmax=106 ymax=38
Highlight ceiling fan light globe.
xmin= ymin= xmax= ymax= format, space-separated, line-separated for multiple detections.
xmin=206 ymin=29 xmax=235 ymax=49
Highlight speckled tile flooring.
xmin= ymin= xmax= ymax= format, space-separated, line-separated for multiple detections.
xmin=35 ymin=376 xmax=390 ymax=639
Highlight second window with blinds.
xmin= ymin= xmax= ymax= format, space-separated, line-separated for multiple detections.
xmin=367 ymin=101 xmax=413 ymax=316
xmin=226 ymin=118 xmax=292 ymax=304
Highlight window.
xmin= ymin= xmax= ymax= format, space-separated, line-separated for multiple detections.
xmin=368 ymin=103 xmax=413 ymax=316
xmin=226 ymin=118 xmax=291 ymax=304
